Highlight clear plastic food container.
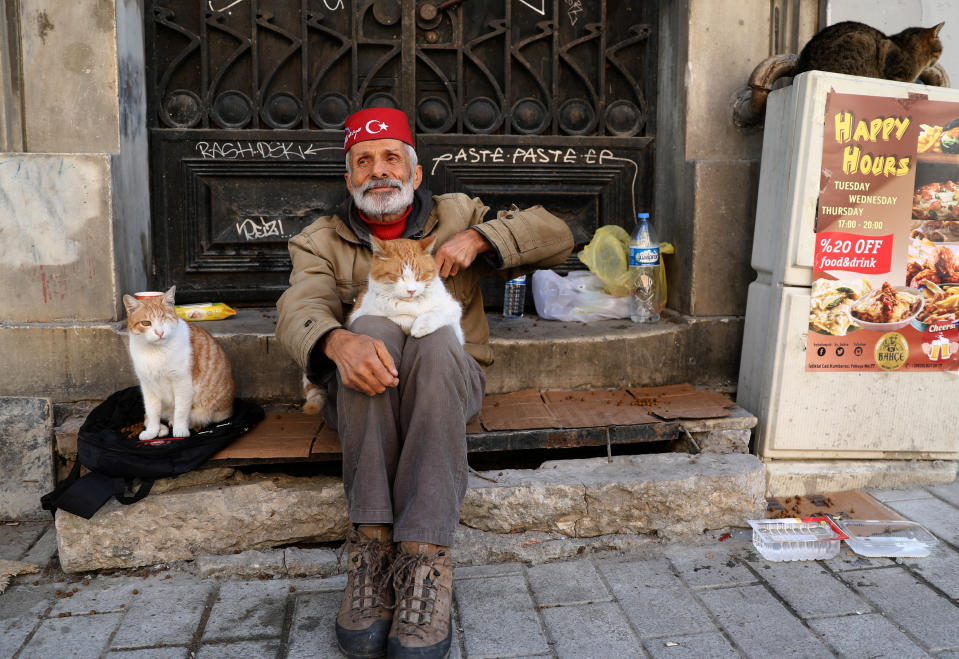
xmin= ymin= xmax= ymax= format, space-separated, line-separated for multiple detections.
xmin=834 ymin=519 xmax=938 ymax=558
xmin=748 ymin=517 xmax=848 ymax=561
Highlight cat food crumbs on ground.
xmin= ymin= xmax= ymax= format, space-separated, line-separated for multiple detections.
xmin=89 ymin=610 xmax=96 ymax=615
xmin=132 ymin=589 xmax=139 ymax=594
xmin=82 ymin=580 xmax=89 ymax=585
xmin=57 ymin=612 xmax=71 ymax=618
xmin=32 ymin=581 xmax=39 ymax=586
xmin=289 ymin=586 xmax=295 ymax=592
xmin=705 ymin=553 xmax=713 ymax=559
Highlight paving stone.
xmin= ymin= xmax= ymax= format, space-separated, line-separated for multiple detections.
xmin=285 ymin=590 xmax=340 ymax=659
xmin=22 ymin=523 xmax=59 ymax=568
xmin=20 ymin=611 xmax=123 ymax=659
xmin=663 ymin=542 xmax=756 ymax=589
xmin=286 ymin=575 xmax=347 ymax=593
xmin=203 ymin=580 xmax=291 ymax=641
xmin=807 ymin=613 xmax=929 ymax=658
xmin=884 ymin=497 xmax=959 ymax=546
xmin=51 ymin=573 xmax=201 ymax=617
xmin=0 ymin=522 xmax=47 ymax=560
xmin=823 ymin=548 xmax=895 ymax=571
xmin=0 ymin=397 xmax=55 ymax=520
xmin=868 ymin=487 xmax=936 ymax=503
xmin=107 ymin=649 xmax=190 ymax=658
xmin=697 ymin=585 xmax=833 ymax=658
xmin=929 ymin=479 xmax=959 ymax=509
xmin=455 ymin=575 xmax=550 ymax=657
xmin=741 ymin=557 xmax=872 ymax=618
xmin=454 ymin=561 xmax=524 ymax=580
xmin=642 ymin=632 xmax=739 ymax=658
xmin=0 ymin=613 xmax=42 ymax=658
xmin=595 ymin=555 xmax=716 ymax=639
xmin=904 ymin=543 xmax=959 ymax=600
xmin=539 ymin=601 xmax=639 ymax=658
xmin=526 ymin=559 xmax=612 ymax=606
xmin=196 ymin=639 xmax=282 ymax=658
xmin=837 ymin=566 xmax=959 ymax=651
xmin=110 ymin=580 xmax=214 ymax=649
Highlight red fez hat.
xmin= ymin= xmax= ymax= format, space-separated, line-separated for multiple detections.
xmin=343 ymin=108 xmax=414 ymax=153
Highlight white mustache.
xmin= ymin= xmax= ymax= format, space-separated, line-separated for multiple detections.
xmin=360 ymin=178 xmax=403 ymax=195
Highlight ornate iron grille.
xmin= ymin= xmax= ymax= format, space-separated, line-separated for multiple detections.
xmin=148 ymin=0 xmax=653 ymax=137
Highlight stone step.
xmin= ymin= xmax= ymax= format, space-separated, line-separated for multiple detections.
xmin=54 ymin=452 xmax=767 ymax=573
xmin=1 ymin=310 xmax=743 ymax=402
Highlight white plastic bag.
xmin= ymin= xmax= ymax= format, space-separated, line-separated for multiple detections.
xmin=531 ymin=269 xmax=632 ymax=322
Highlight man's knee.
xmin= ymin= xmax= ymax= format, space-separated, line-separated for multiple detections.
xmin=349 ymin=315 xmax=406 ymax=348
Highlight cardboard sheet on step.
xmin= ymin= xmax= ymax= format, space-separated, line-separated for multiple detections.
xmin=212 ymin=413 xmax=322 ymax=460
xmin=542 ymin=389 xmax=658 ymax=427
xmin=765 ymin=491 xmax=906 ymax=521
xmin=628 ymin=383 xmax=734 ymax=419
xmin=479 ymin=390 xmax=558 ymax=430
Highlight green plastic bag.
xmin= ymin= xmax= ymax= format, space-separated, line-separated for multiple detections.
xmin=578 ymin=225 xmax=673 ymax=305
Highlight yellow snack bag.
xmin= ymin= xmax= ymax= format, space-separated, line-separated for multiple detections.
xmin=175 ymin=302 xmax=237 ymax=321
xmin=577 ymin=225 xmax=634 ymax=296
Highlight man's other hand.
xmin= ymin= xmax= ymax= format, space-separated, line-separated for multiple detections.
xmin=323 ymin=328 xmax=399 ymax=395
xmin=434 ymin=229 xmax=491 ymax=279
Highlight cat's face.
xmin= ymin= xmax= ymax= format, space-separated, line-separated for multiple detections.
xmin=123 ymin=286 xmax=180 ymax=344
xmin=369 ymin=236 xmax=438 ymax=300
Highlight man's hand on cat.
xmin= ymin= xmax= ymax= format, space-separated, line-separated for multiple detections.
xmin=323 ymin=328 xmax=399 ymax=395
xmin=434 ymin=229 xmax=492 ymax=279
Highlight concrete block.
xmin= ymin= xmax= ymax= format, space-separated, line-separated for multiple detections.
xmin=526 ymin=559 xmax=612 ymax=606
xmin=0 ymin=155 xmax=118 ymax=322
xmin=595 ymin=555 xmax=716 ymax=638
xmin=697 ymin=585 xmax=834 ymax=658
xmin=868 ymin=487 xmax=937 ymax=503
xmin=808 ymin=613 xmax=930 ymax=658
xmin=836 ymin=567 xmax=959 ymax=651
xmin=463 ymin=453 xmax=766 ymax=539
xmin=285 ymin=591 xmax=340 ymax=659
xmin=22 ymin=524 xmax=58 ymax=569
xmin=929 ymin=478 xmax=959 ymax=508
xmin=19 ymin=0 xmax=119 ymax=152
xmin=195 ymin=550 xmax=285 ymax=579
xmin=540 ymin=601 xmax=639 ymax=657
xmin=453 ymin=562 xmax=524 ymax=580
xmin=454 ymin=575 xmax=550 ymax=657
xmin=765 ymin=460 xmax=959 ymax=497
xmin=0 ymin=397 xmax=54 ymax=521
xmin=23 ymin=612 xmax=123 ymax=658
xmin=283 ymin=547 xmax=340 ymax=577
xmin=202 ymin=580 xmax=292 ymax=641
xmin=110 ymin=649 xmax=189 ymax=659
xmin=689 ymin=428 xmax=751 ymax=454
xmin=643 ymin=632 xmax=739 ymax=658
xmin=687 ymin=159 xmax=760 ymax=316
xmin=55 ymin=473 xmax=349 ymax=572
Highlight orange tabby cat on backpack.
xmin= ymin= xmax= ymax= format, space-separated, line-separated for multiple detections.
xmin=122 ymin=286 xmax=235 ymax=439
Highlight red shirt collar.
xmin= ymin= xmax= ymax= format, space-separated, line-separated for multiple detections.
xmin=358 ymin=205 xmax=412 ymax=241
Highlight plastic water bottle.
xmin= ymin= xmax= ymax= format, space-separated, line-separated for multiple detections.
xmin=629 ymin=212 xmax=661 ymax=323
xmin=503 ymin=275 xmax=527 ymax=318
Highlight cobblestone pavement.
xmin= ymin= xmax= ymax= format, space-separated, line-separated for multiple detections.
xmin=3 ymin=480 xmax=959 ymax=658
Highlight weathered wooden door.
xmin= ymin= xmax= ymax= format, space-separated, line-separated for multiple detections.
xmin=146 ymin=0 xmax=655 ymax=304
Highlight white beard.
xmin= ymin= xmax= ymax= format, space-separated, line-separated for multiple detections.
xmin=352 ymin=175 xmax=415 ymax=218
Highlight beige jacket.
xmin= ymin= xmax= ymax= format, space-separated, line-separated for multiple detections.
xmin=276 ymin=191 xmax=574 ymax=375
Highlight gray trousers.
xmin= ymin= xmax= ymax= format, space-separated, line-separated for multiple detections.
xmin=324 ymin=315 xmax=486 ymax=547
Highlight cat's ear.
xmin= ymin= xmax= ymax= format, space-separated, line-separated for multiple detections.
xmin=370 ymin=236 xmax=388 ymax=256
xmin=419 ymin=235 xmax=438 ymax=254
xmin=932 ymin=22 xmax=945 ymax=38
xmin=122 ymin=295 xmax=139 ymax=314
xmin=163 ymin=286 xmax=176 ymax=306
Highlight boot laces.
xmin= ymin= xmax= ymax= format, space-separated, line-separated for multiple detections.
xmin=337 ymin=532 xmax=392 ymax=620
xmin=390 ymin=550 xmax=448 ymax=637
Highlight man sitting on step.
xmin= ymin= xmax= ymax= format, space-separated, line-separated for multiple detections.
xmin=276 ymin=107 xmax=573 ymax=658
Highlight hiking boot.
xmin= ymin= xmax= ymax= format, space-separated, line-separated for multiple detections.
xmin=387 ymin=542 xmax=454 ymax=659
xmin=336 ymin=525 xmax=394 ymax=659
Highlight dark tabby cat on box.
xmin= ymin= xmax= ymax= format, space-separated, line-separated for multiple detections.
xmin=796 ymin=21 xmax=944 ymax=82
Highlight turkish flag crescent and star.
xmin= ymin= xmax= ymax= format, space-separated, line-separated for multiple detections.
xmin=343 ymin=108 xmax=415 ymax=152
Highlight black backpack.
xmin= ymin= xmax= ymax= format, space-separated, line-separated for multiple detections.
xmin=42 ymin=386 xmax=264 ymax=519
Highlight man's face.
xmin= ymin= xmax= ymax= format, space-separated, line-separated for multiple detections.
xmin=345 ymin=138 xmax=423 ymax=218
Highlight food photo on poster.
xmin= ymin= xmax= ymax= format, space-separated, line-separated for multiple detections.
xmin=806 ymin=91 xmax=959 ymax=372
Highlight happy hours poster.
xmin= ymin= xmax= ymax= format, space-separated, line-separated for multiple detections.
xmin=807 ymin=91 xmax=959 ymax=372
